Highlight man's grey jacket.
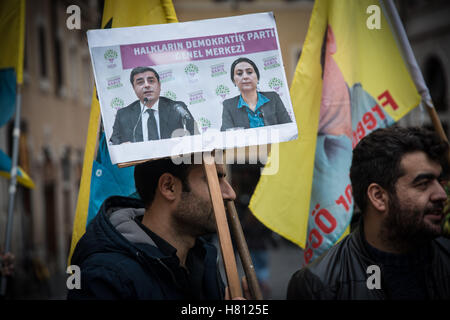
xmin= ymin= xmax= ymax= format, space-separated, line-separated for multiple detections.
xmin=110 ymin=97 xmax=198 ymax=145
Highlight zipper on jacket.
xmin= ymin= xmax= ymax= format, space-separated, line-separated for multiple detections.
xmin=135 ymin=250 xmax=185 ymax=297
xmin=156 ymin=257 xmax=184 ymax=290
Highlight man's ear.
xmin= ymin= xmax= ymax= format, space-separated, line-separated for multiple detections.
xmin=367 ymin=183 xmax=388 ymax=212
xmin=158 ymin=173 xmax=179 ymax=201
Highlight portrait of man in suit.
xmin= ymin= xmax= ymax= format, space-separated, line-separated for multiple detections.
xmin=110 ymin=66 xmax=198 ymax=145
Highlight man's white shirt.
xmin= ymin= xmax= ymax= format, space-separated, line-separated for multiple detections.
xmin=141 ymin=99 xmax=160 ymax=140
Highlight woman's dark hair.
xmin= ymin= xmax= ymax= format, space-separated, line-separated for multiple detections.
xmin=350 ymin=126 xmax=449 ymax=213
xmin=134 ymin=158 xmax=192 ymax=208
xmin=130 ymin=66 xmax=160 ymax=86
xmin=230 ymin=57 xmax=260 ymax=84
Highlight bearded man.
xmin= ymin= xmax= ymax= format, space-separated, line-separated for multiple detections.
xmin=287 ymin=126 xmax=450 ymax=300
xmin=68 ymin=157 xmax=237 ymax=300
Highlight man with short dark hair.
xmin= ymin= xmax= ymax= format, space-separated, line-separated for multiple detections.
xmin=110 ymin=66 xmax=198 ymax=145
xmin=68 ymin=158 xmax=236 ymax=299
xmin=287 ymin=126 xmax=450 ymax=300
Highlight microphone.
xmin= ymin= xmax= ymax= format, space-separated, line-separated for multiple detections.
xmin=132 ymin=98 xmax=148 ymax=143
xmin=174 ymin=103 xmax=191 ymax=133
xmin=174 ymin=103 xmax=191 ymax=120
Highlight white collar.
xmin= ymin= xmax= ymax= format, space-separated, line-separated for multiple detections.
xmin=141 ymin=99 xmax=159 ymax=112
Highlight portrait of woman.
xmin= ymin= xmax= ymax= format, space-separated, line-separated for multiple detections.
xmin=220 ymin=57 xmax=292 ymax=131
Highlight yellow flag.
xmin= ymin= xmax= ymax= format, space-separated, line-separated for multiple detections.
xmin=250 ymin=0 xmax=420 ymax=264
xmin=0 ymin=0 xmax=34 ymax=189
xmin=68 ymin=0 xmax=178 ymax=264
xmin=0 ymin=168 xmax=35 ymax=189
xmin=0 ymin=0 xmax=25 ymax=84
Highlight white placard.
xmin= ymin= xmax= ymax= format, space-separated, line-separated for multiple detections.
xmin=87 ymin=12 xmax=298 ymax=165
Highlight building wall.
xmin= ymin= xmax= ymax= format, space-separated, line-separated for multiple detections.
xmin=173 ymin=0 xmax=314 ymax=85
xmin=0 ymin=0 xmax=100 ymax=296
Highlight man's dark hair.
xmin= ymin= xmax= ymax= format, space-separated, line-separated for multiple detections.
xmin=130 ymin=66 xmax=160 ymax=86
xmin=350 ymin=126 xmax=449 ymax=213
xmin=134 ymin=158 xmax=192 ymax=208
xmin=230 ymin=57 xmax=260 ymax=83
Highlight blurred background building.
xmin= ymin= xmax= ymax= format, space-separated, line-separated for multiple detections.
xmin=397 ymin=0 xmax=450 ymax=133
xmin=0 ymin=0 xmax=448 ymax=299
xmin=0 ymin=0 xmax=101 ymax=298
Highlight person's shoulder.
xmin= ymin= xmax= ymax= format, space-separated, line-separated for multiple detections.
xmin=159 ymin=96 xmax=188 ymax=109
xmin=287 ymin=263 xmax=325 ymax=299
xmin=434 ymin=237 xmax=450 ymax=255
xmin=68 ymin=252 xmax=141 ymax=299
xmin=83 ymin=250 xmax=140 ymax=269
xmin=159 ymin=96 xmax=173 ymax=104
xmin=304 ymin=234 xmax=355 ymax=281
xmin=117 ymin=100 xmax=140 ymax=115
xmin=79 ymin=249 xmax=152 ymax=288
xmin=287 ymin=236 xmax=354 ymax=299
xmin=159 ymin=96 xmax=180 ymax=103
xmin=223 ymin=95 xmax=240 ymax=108
xmin=260 ymin=91 xmax=280 ymax=99
xmin=223 ymin=95 xmax=240 ymax=103
xmin=259 ymin=91 xmax=283 ymax=106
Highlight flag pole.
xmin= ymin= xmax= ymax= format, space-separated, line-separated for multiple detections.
xmin=203 ymin=153 xmax=243 ymax=298
xmin=381 ymin=0 xmax=449 ymax=154
xmin=1 ymin=84 xmax=22 ymax=297
xmin=226 ymin=200 xmax=263 ymax=300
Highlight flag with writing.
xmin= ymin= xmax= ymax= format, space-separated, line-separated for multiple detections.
xmin=250 ymin=0 xmax=420 ymax=264
xmin=68 ymin=0 xmax=178 ymax=263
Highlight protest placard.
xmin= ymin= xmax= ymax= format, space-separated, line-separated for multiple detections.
xmin=88 ymin=12 xmax=298 ymax=165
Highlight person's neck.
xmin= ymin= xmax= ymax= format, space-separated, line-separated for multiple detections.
xmin=143 ymin=98 xmax=158 ymax=109
xmin=363 ymin=214 xmax=418 ymax=254
xmin=141 ymin=206 xmax=195 ymax=267
xmin=241 ymin=91 xmax=258 ymax=111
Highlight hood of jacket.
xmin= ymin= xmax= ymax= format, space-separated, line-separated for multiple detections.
xmin=71 ymin=196 xmax=164 ymax=266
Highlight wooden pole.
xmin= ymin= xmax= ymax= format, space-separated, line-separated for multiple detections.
xmin=202 ymin=153 xmax=242 ymax=298
xmin=381 ymin=0 xmax=450 ymax=159
xmin=226 ymin=200 xmax=263 ymax=300
xmin=425 ymin=102 xmax=448 ymax=142
xmin=424 ymin=100 xmax=450 ymax=163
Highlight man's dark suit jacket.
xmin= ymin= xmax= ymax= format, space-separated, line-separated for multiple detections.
xmin=220 ymin=91 xmax=292 ymax=131
xmin=110 ymin=97 xmax=198 ymax=145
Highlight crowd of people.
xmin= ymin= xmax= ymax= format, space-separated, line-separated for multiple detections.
xmin=2 ymin=126 xmax=448 ymax=300
xmin=2 ymin=64 xmax=449 ymax=300
xmin=58 ymin=126 xmax=450 ymax=300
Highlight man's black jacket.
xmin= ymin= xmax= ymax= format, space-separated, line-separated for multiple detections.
xmin=287 ymin=223 xmax=450 ymax=300
xmin=67 ymin=196 xmax=224 ymax=300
